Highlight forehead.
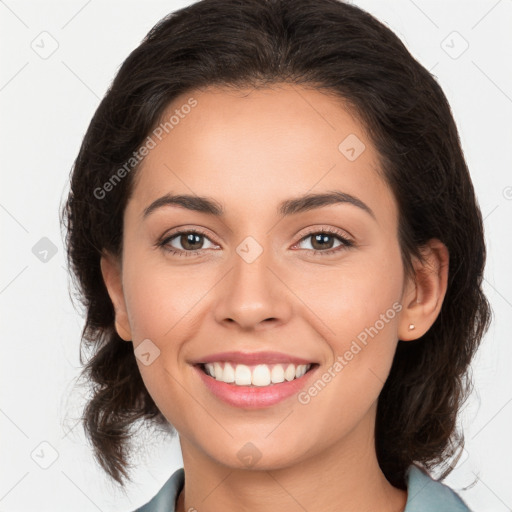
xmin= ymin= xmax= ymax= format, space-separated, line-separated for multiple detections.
xmin=127 ymin=84 xmax=397 ymax=228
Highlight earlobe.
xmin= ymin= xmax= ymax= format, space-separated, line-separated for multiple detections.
xmin=114 ymin=318 xmax=132 ymax=342
xmin=398 ymin=239 xmax=449 ymax=341
xmin=100 ymin=252 xmax=132 ymax=342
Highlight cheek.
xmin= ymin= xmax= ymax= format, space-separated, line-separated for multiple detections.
xmin=289 ymin=248 xmax=403 ymax=344
xmin=291 ymin=263 xmax=403 ymax=436
xmin=289 ymin=248 xmax=404 ymax=417
xmin=122 ymin=252 xmax=213 ymax=342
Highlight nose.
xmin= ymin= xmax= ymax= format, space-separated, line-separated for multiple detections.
xmin=213 ymin=241 xmax=293 ymax=331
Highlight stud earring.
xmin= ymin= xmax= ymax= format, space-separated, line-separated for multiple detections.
xmin=408 ymin=323 xmax=415 ymax=330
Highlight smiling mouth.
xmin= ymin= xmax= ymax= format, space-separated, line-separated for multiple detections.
xmin=198 ymin=362 xmax=318 ymax=387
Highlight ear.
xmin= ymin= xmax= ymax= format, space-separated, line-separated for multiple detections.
xmin=398 ymin=239 xmax=449 ymax=341
xmin=100 ymin=251 xmax=132 ymax=342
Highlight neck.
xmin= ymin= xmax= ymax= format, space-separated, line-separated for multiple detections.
xmin=175 ymin=406 xmax=407 ymax=512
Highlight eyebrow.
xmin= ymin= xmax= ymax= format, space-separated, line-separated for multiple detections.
xmin=142 ymin=191 xmax=375 ymax=220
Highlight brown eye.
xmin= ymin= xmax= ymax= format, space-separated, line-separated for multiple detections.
xmin=309 ymin=233 xmax=337 ymax=250
xmin=159 ymin=229 xmax=217 ymax=256
xmin=295 ymin=229 xmax=354 ymax=255
xmin=176 ymin=232 xmax=204 ymax=251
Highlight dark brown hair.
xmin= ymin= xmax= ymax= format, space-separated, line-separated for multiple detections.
xmin=61 ymin=0 xmax=492 ymax=489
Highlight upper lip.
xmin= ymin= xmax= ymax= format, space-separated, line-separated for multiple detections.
xmin=191 ymin=351 xmax=316 ymax=366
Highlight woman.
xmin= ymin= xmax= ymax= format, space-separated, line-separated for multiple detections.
xmin=61 ymin=0 xmax=491 ymax=510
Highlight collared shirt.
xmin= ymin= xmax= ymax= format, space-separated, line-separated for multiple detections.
xmin=133 ymin=464 xmax=472 ymax=511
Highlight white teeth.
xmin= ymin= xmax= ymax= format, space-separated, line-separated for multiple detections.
xmin=214 ymin=362 xmax=223 ymax=379
xmin=252 ymin=365 xmax=271 ymax=386
xmin=271 ymin=364 xmax=285 ymax=383
xmin=223 ymin=362 xmax=235 ymax=383
xmin=203 ymin=362 xmax=312 ymax=386
xmin=234 ymin=364 xmax=252 ymax=385
xmin=284 ymin=364 xmax=296 ymax=381
xmin=295 ymin=364 xmax=307 ymax=378
xmin=205 ymin=363 xmax=215 ymax=377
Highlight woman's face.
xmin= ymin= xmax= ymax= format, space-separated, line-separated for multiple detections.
xmin=104 ymin=84 xmax=417 ymax=471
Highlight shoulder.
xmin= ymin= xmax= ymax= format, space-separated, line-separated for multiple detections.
xmin=131 ymin=467 xmax=184 ymax=512
xmin=404 ymin=464 xmax=472 ymax=512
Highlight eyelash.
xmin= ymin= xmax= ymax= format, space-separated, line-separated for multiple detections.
xmin=157 ymin=227 xmax=354 ymax=257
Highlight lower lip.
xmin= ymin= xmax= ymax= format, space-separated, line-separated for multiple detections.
xmin=194 ymin=364 xmax=319 ymax=409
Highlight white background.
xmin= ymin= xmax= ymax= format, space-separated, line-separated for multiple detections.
xmin=1 ymin=1 xmax=511 ymax=510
